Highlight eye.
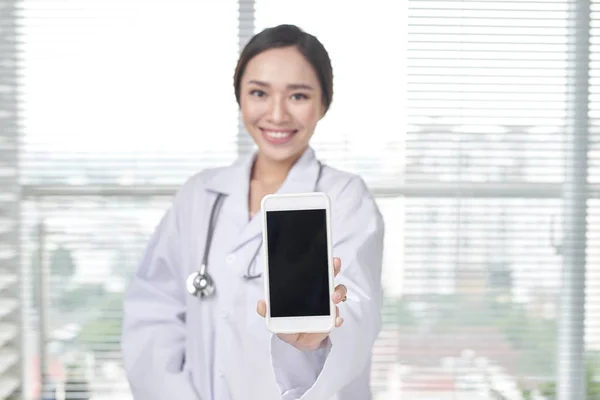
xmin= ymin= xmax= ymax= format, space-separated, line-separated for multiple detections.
xmin=250 ymin=89 xmax=266 ymax=97
xmin=291 ymin=93 xmax=309 ymax=101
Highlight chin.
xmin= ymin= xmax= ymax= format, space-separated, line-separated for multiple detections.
xmin=258 ymin=145 xmax=301 ymax=163
xmin=255 ymin=139 xmax=308 ymax=163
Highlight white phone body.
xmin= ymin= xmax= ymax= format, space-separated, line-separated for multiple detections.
xmin=261 ymin=192 xmax=336 ymax=334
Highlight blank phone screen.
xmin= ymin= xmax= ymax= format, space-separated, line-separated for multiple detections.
xmin=266 ymin=209 xmax=330 ymax=318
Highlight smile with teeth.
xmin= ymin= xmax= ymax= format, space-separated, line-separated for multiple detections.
xmin=263 ymin=130 xmax=295 ymax=138
xmin=267 ymin=131 xmax=291 ymax=138
xmin=261 ymin=128 xmax=297 ymax=144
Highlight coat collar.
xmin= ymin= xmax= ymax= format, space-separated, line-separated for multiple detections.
xmin=204 ymin=146 xmax=322 ymax=252
xmin=204 ymin=146 xmax=321 ymax=197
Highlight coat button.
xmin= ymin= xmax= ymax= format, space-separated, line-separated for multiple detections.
xmin=226 ymin=254 xmax=235 ymax=264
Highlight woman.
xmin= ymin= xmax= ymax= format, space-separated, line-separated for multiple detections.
xmin=121 ymin=24 xmax=385 ymax=400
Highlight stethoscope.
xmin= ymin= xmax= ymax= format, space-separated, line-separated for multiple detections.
xmin=186 ymin=161 xmax=323 ymax=299
xmin=186 ymin=193 xmax=263 ymax=299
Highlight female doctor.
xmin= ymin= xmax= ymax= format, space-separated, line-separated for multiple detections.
xmin=121 ymin=24 xmax=385 ymax=400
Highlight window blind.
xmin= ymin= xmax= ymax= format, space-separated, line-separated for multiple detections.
xmin=15 ymin=1 xmax=239 ymax=399
xmin=588 ymin=0 xmax=600 ymax=372
xmin=5 ymin=1 xmax=597 ymax=400
xmin=0 ymin=1 xmax=21 ymax=399
xmin=402 ymin=1 xmax=594 ymax=398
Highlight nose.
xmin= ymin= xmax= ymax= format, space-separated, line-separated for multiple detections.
xmin=267 ymin=96 xmax=290 ymax=124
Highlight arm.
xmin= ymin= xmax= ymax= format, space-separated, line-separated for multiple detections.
xmin=269 ymin=177 xmax=385 ymax=399
xmin=121 ymin=184 xmax=201 ymax=400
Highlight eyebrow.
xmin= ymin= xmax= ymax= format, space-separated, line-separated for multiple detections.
xmin=247 ymin=80 xmax=314 ymax=91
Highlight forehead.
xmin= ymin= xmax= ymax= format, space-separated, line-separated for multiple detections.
xmin=243 ymin=46 xmax=320 ymax=87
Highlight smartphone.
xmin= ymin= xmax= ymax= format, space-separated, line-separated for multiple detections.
xmin=260 ymin=192 xmax=336 ymax=334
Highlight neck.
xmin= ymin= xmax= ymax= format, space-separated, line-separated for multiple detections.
xmin=251 ymin=152 xmax=302 ymax=185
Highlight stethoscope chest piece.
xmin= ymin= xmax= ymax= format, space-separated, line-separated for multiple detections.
xmin=186 ymin=269 xmax=216 ymax=298
xmin=187 ymin=193 xmax=224 ymax=300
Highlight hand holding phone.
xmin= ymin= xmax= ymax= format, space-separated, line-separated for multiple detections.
xmin=256 ymin=257 xmax=347 ymax=351
xmin=256 ymin=192 xmax=348 ymax=350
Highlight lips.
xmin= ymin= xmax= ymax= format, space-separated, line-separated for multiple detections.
xmin=260 ymin=128 xmax=297 ymax=145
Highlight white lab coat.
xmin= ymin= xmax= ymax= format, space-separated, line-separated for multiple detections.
xmin=121 ymin=147 xmax=385 ymax=400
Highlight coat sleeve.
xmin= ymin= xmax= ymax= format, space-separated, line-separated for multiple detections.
xmin=121 ymin=181 xmax=202 ymax=400
xmin=269 ymin=176 xmax=385 ymax=399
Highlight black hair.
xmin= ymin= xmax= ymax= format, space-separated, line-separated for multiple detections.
xmin=233 ymin=24 xmax=334 ymax=114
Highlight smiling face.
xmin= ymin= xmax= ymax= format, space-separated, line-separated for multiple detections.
xmin=239 ymin=46 xmax=325 ymax=164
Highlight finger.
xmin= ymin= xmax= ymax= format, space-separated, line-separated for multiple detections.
xmin=256 ymin=299 xmax=266 ymax=318
xmin=335 ymin=306 xmax=344 ymax=327
xmin=333 ymin=257 xmax=341 ymax=277
xmin=332 ymin=284 xmax=348 ymax=304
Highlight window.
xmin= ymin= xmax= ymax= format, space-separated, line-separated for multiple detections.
xmin=2 ymin=0 xmax=596 ymax=399
xmin=0 ymin=1 xmax=20 ymax=398
xmin=16 ymin=1 xmax=239 ymax=398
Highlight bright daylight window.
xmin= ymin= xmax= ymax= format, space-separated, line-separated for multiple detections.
xmin=16 ymin=1 xmax=238 ymax=398
xmin=0 ymin=0 xmax=596 ymax=399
